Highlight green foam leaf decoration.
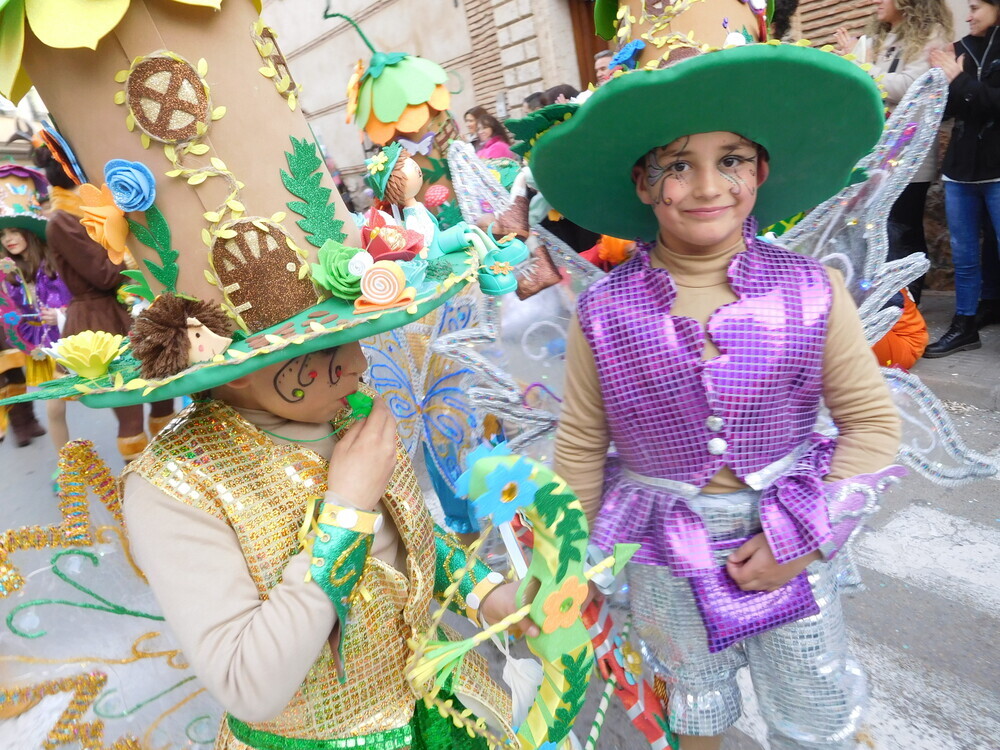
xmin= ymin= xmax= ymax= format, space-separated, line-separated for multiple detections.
xmin=436 ymin=200 xmax=463 ymax=230
xmin=594 ymin=0 xmax=618 ymax=41
xmin=420 ymin=157 xmax=450 ymax=186
xmin=280 ymin=136 xmax=346 ymax=248
xmin=550 ymin=650 xmax=594 ymax=742
xmin=355 ymin=79 xmax=374 ymax=129
xmin=120 ymin=269 xmax=155 ymax=302
xmin=126 ymin=203 xmax=179 ymax=293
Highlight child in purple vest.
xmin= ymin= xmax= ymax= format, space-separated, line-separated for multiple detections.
xmin=526 ymin=2 xmax=903 ymax=748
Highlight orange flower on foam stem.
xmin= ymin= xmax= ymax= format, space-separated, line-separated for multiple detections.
xmin=540 ymin=575 xmax=589 ymax=634
xmin=78 ymin=183 xmax=129 ymax=265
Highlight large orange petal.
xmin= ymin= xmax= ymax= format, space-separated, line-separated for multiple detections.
xmin=103 ymin=215 xmax=130 ymax=264
xmin=394 ymin=103 xmax=430 ymax=136
xmin=78 ymin=182 xmax=104 ymax=205
xmin=365 ymin=118 xmax=397 ymax=147
xmin=428 ymin=84 xmax=450 ymax=113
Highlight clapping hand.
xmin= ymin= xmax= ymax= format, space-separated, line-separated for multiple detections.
xmin=835 ymin=27 xmax=858 ymax=56
xmin=930 ymin=47 xmax=965 ymax=82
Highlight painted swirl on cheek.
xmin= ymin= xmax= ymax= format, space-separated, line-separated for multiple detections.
xmin=273 ymin=354 xmax=319 ymax=403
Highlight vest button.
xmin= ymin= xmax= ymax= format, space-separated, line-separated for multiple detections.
xmin=707 ymin=438 xmax=727 ymax=455
xmin=705 ymin=416 xmax=724 ymax=432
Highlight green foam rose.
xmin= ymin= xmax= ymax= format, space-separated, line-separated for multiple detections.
xmin=311 ymin=239 xmax=363 ymax=301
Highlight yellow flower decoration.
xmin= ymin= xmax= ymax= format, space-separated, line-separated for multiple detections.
xmin=367 ymin=151 xmax=389 ymax=176
xmin=345 ymin=59 xmax=364 ymax=123
xmin=78 ymin=183 xmax=130 ymax=265
xmin=55 ymin=331 xmax=126 ymax=380
xmin=540 ymin=575 xmax=589 ymax=634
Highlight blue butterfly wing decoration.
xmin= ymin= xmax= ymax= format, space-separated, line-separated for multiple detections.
xmin=362 ymin=288 xmax=485 ymax=530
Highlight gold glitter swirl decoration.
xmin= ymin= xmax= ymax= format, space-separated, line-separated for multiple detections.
xmin=0 ymin=441 xmax=122 ymax=598
xmin=0 ymin=672 xmax=141 ymax=750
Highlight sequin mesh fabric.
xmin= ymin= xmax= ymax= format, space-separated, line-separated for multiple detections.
xmin=578 ymin=218 xmax=839 ymax=569
xmin=627 ymin=493 xmax=866 ymax=747
xmin=126 ymin=397 xmax=511 ymax=748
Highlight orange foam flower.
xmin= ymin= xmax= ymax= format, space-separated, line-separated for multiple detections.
xmin=540 ymin=575 xmax=589 ymax=634
xmin=78 ymin=183 xmax=129 ymax=265
xmin=345 ymin=59 xmax=365 ymax=124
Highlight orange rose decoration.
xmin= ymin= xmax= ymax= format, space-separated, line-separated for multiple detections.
xmin=78 ymin=183 xmax=129 ymax=265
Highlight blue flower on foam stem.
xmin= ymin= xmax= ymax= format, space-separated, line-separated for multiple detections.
xmin=103 ymin=159 xmax=156 ymax=213
xmin=610 ymin=40 xmax=646 ymax=71
xmin=454 ymin=441 xmax=511 ymax=500
xmin=472 ymin=456 xmax=537 ymax=526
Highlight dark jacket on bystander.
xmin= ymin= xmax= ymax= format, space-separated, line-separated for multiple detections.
xmin=942 ymin=26 xmax=1000 ymax=182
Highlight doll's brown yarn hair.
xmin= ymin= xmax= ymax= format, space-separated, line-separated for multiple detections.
xmin=131 ymin=294 xmax=233 ymax=379
xmin=380 ymin=148 xmax=414 ymax=207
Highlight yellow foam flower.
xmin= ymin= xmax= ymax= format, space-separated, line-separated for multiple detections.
xmin=55 ymin=331 xmax=126 ymax=380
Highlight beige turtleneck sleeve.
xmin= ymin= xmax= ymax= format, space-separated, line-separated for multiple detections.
xmin=122 ymin=408 xmax=403 ymax=722
xmin=554 ymin=239 xmax=901 ymax=525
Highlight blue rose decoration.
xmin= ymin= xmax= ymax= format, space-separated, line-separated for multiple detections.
xmin=610 ymin=40 xmax=646 ymax=71
xmin=104 ymin=159 xmax=156 ymax=213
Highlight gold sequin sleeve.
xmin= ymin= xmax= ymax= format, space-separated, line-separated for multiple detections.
xmin=123 ymin=474 xmax=338 ymax=722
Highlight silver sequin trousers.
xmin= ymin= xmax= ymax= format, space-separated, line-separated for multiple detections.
xmin=626 ymin=491 xmax=866 ymax=747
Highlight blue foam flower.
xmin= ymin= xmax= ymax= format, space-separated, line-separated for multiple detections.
xmin=609 ymin=40 xmax=646 ymax=71
xmin=472 ymin=456 xmax=538 ymax=525
xmin=104 ymin=159 xmax=156 ymax=213
xmin=3 ymin=311 xmax=20 ymax=325
xmin=454 ymin=441 xmax=511 ymax=500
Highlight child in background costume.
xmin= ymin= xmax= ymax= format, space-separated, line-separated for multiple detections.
xmin=33 ymin=142 xmax=175 ymax=462
xmin=0 ymin=165 xmax=71 ymax=452
xmin=531 ymin=2 xmax=901 ymax=748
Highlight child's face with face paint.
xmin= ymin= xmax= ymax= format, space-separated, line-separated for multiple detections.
xmin=634 ymin=131 xmax=768 ymax=256
xmin=217 ymin=341 xmax=369 ymax=424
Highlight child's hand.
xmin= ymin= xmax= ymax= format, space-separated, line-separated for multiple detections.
xmin=479 ymin=581 xmax=540 ymax=638
xmin=327 ymin=397 xmax=397 ymax=512
xmin=725 ymin=533 xmax=821 ymax=592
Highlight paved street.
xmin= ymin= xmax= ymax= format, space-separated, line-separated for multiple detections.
xmin=0 ymin=296 xmax=997 ymax=749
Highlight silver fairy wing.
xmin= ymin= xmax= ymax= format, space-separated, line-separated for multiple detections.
xmin=882 ymin=368 xmax=1000 ymax=484
xmin=778 ymin=68 xmax=948 ymax=344
xmin=446 ymin=139 xmax=512 ymax=222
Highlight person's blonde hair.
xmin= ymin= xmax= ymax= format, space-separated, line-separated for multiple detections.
xmin=866 ymin=0 xmax=954 ymax=63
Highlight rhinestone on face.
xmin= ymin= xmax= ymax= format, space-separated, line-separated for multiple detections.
xmin=706 ymin=416 xmax=724 ymax=432
xmin=707 ymin=438 xmax=727 ymax=455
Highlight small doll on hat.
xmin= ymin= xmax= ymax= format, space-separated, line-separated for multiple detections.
xmin=0 ymin=164 xmax=72 ymax=452
xmin=530 ymin=1 xmax=905 ymax=747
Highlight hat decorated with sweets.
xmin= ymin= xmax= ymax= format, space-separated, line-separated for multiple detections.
xmin=0 ymin=0 xmax=496 ymax=410
xmin=0 ymin=165 xmax=48 ymax=240
xmin=520 ymin=0 xmax=885 ymax=242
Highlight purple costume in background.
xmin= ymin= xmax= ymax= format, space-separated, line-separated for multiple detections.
xmin=3 ymin=261 xmax=72 ymax=350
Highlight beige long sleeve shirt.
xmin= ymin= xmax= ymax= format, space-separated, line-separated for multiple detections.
xmin=123 ymin=407 xmax=403 ymax=722
xmin=553 ymin=238 xmax=901 ymax=525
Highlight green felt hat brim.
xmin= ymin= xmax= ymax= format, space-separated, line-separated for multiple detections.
xmin=529 ymin=44 xmax=885 ymax=242
xmin=0 ymin=214 xmax=48 ymax=241
xmin=1 ymin=251 xmax=477 ymax=409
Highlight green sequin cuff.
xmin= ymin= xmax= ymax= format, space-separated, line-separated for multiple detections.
xmin=433 ymin=526 xmax=505 ymax=625
xmin=227 ymin=714 xmax=413 ymax=749
xmin=309 ymin=523 xmax=371 ymax=628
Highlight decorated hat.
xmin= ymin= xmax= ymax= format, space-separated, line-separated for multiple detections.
xmin=522 ymin=0 xmax=885 ymax=242
xmin=365 ymin=142 xmax=405 ymax=200
xmin=0 ymin=165 xmax=48 ymax=240
xmin=0 ymin=1 xmax=484 ymax=409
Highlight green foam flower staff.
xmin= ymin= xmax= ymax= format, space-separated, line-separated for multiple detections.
xmin=407 ymin=453 xmax=638 ymax=749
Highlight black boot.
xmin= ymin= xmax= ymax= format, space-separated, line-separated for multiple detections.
xmin=975 ymin=299 xmax=1000 ymax=329
xmin=8 ymin=401 xmax=44 ymax=447
xmin=923 ymin=314 xmax=982 ymax=358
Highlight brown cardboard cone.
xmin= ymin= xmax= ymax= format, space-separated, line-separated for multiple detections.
xmin=618 ymin=0 xmax=765 ymax=68
xmin=21 ymin=0 xmax=361 ymax=334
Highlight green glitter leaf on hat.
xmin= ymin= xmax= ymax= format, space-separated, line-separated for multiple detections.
xmin=280 ymin=135 xmax=346 ymax=249
xmin=126 ymin=203 xmax=179 ymax=294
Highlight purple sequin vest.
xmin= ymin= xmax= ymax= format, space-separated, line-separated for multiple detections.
xmin=578 ymin=220 xmax=837 ymax=571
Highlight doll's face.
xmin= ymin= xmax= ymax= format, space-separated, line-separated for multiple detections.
xmin=218 ymin=341 xmax=369 ymax=424
xmin=400 ymin=157 xmax=424 ymax=200
xmin=968 ymin=0 xmax=1000 ymax=35
xmin=1 ymin=228 xmax=28 ymax=256
xmin=634 ymin=131 xmax=768 ymax=256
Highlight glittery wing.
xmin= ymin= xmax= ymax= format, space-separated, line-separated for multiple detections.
xmin=0 ymin=282 xmax=30 ymax=352
xmin=882 ymin=368 xmax=1000 ymax=483
xmin=362 ymin=328 xmax=424 ymax=456
xmin=446 ymin=139 xmax=512 ymax=222
xmin=777 ymin=68 xmax=947 ymax=344
xmin=0 ymin=444 xmax=222 ymax=748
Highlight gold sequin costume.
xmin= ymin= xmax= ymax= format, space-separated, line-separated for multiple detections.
xmin=125 ymin=398 xmax=511 ymax=748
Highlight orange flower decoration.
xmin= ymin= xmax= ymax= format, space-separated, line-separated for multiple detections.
xmin=540 ymin=575 xmax=589 ymax=634
xmin=345 ymin=59 xmax=365 ymax=124
xmin=78 ymin=183 xmax=129 ymax=265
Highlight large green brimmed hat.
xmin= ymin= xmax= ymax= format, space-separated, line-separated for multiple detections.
xmin=0 ymin=165 xmax=48 ymax=240
xmin=528 ymin=43 xmax=884 ymax=241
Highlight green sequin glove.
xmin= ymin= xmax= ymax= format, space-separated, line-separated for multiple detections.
xmin=433 ymin=526 xmax=505 ymax=626
xmin=309 ymin=504 xmax=378 ymax=633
